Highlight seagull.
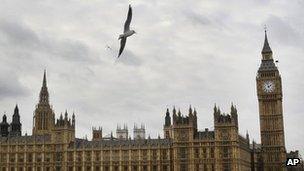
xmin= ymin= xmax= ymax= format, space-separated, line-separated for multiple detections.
xmin=118 ymin=4 xmax=136 ymax=58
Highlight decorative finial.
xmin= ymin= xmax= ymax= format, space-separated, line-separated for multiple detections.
xmin=14 ymin=104 xmax=19 ymax=114
xmin=264 ymin=24 xmax=267 ymax=33
xmin=178 ymin=109 xmax=181 ymax=116
xmin=173 ymin=106 xmax=176 ymax=115
xmin=189 ymin=105 xmax=193 ymax=114
xmin=166 ymin=108 xmax=170 ymax=115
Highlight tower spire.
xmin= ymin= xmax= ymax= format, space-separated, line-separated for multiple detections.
xmin=2 ymin=114 xmax=7 ymax=123
xmin=39 ymin=70 xmax=49 ymax=104
xmin=10 ymin=104 xmax=22 ymax=136
xmin=14 ymin=104 xmax=19 ymax=116
xmin=43 ymin=69 xmax=47 ymax=87
xmin=12 ymin=104 xmax=20 ymax=123
xmin=262 ymin=28 xmax=272 ymax=55
xmin=165 ymin=108 xmax=171 ymax=127
xmin=0 ymin=113 xmax=9 ymax=137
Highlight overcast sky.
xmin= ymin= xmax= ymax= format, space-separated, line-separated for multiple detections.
xmin=0 ymin=0 xmax=303 ymax=154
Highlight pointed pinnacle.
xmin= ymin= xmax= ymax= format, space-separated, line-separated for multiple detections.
xmin=43 ymin=70 xmax=47 ymax=87
xmin=262 ymin=30 xmax=272 ymax=54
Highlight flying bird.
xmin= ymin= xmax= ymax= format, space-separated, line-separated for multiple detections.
xmin=118 ymin=4 xmax=136 ymax=58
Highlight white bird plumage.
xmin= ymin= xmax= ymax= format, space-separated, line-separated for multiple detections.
xmin=118 ymin=4 xmax=136 ymax=58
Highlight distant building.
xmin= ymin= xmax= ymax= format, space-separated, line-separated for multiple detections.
xmin=92 ymin=127 xmax=103 ymax=141
xmin=133 ymin=124 xmax=145 ymax=140
xmin=116 ymin=124 xmax=128 ymax=140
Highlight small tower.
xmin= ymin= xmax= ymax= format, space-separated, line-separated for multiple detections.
xmin=163 ymin=108 xmax=172 ymax=139
xmin=213 ymin=104 xmax=239 ymax=171
xmin=188 ymin=105 xmax=197 ymax=131
xmin=10 ymin=105 xmax=22 ymax=137
xmin=246 ymin=131 xmax=250 ymax=146
xmin=53 ymin=110 xmax=75 ymax=143
xmin=214 ymin=104 xmax=238 ymax=129
xmin=193 ymin=107 xmax=198 ymax=129
xmin=172 ymin=107 xmax=177 ymax=124
xmin=33 ymin=70 xmax=55 ymax=136
xmin=92 ymin=127 xmax=102 ymax=141
xmin=116 ymin=124 xmax=128 ymax=140
xmin=230 ymin=103 xmax=238 ymax=128
xmin=72 ymin=112 xmax=75 ymax=127
xmin=170 ymin=106 xmax=198 ymax=142
xmin=164 ymin=108 xmax=171 ymax=127
xmin=0 ymin=114 xmax=9 ymax=137
xmin=133 ymin=124 xmax=145 ymax=140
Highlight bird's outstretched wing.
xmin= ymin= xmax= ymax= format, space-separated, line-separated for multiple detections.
xmin=124 ymin=5 xmax=132 ymax=32
xmin=118 ymin=38 xmax=127 ymax=58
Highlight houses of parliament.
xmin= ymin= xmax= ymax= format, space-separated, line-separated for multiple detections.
xmin=0 ymin=32 xmax=303 ymax=171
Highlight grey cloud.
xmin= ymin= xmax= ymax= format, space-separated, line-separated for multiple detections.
xmin=0 ymin=70 xmax=29 ymax=101
xmin=0 ymin=20 xmax=40 ymax=48
xmin=0 ymin=19 xmax=98 ymax=63
xmin=116 ymin=50 xmax=142 ymax=66
xmin=0 ymin=0 xmax=303 ymax=156
xmin=44 ymin=38 xmax=94 ymax=62
xmin=183 ymin=10 xmax=211 ymax=26
xmin=265 ymin=15 xmax=302 ymax=47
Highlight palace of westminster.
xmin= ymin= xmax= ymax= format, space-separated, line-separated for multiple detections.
xmin=0 ymin=32 xmax=303 ymax=171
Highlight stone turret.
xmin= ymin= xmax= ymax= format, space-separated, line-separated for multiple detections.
xmin=72 ymin=112 xmax=75 ymax=127
xmin=0 ymin=114 xmax=9 ymax=137
xmin=10 ymin=105 xmax=22 ymax=137
xmin=214 ymin=104 xmax=238 ymax=127
xmin=230 ymin=103 xmax=238 ymax=126
xmin=134 ymin=124 xmax=145 ymax=140
xmin=92 ymin=127 xmax=102 ymax=141
xmin=214 ymin=104 xmax=240 ymax=171
xmin=164 ymin=108 xmax=171 ymax=127
xmin=52 ymin=110 xmax=75 ymax=143
xmin=55 ymin=110 xmax=74 ymax=129
xmin=116 ymin=124 xmax=128 ymax=140
xmin=165 ymin=106 xmax=198 ymax=141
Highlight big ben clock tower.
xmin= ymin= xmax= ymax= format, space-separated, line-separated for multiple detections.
xmin=256 ymin=30 xmax=286 ymax=171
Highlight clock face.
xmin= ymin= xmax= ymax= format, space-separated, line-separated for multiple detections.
xmin=263 ymin=80 xmax=275 ymax=93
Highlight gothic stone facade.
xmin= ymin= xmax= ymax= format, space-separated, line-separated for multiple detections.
xmin=0 ymin=33 xmax=295 ymax=171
